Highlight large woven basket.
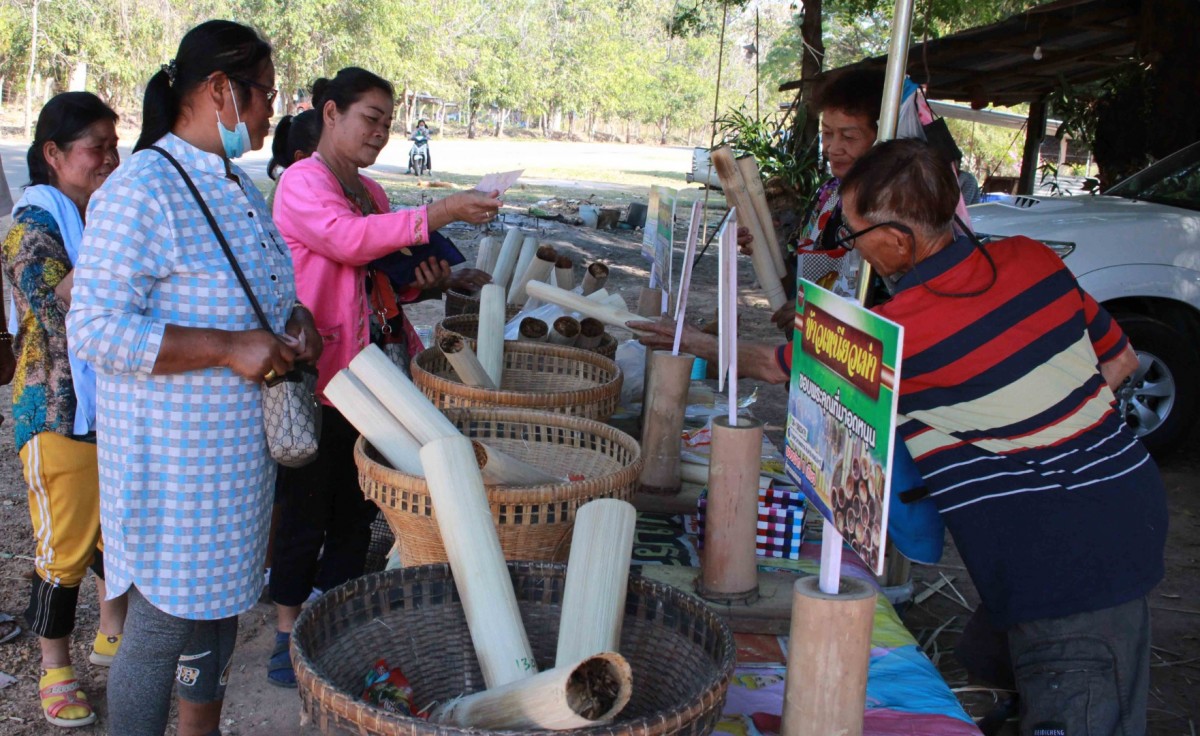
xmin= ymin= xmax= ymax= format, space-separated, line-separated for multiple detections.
xmin=446 ymin=289 xmax=523 ymax=319
xmin=293 ymin=562 xmax=736 ymax=736
xmin=412 ymin=342 xmax=622 ymax=421
xmin=356 ymin=408 xmax=642 ymax=566
xmin=436 ymin=314 xmax=619 ymax=360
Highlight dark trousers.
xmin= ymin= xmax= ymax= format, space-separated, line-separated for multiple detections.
xmin=268 ymin=405 xmax=378 ymax=607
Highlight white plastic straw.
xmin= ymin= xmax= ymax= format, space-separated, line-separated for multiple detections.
xmin=723 ymin=209 xmax=739 ymax=425
xmin=672 ymin=200 xmax=703 ymax=355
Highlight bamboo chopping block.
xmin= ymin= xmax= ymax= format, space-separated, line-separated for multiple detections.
xmin=476 ymin=283 xmax=506 ymax=387
xmin=581 ymin=262 xmax=609 ymax=295
xmin=736 ymin=154 xmax=787 ymax=278
xmin=323 ymin=369 xmax=424 ymax=476
xmin=348 ymin=344 xmax=460 ymax=445
xmin=698 ymin=416 xmax=763 ymax=602
xmin=710 ymin=146 xmax=786 ymax=310
xmin=475 ymin=235 xmax=499 ymax=275
xmin=556 ymin=499 xmax=636 ymax=666
xmin=639 ymin=351 xmax=695 ymax=494
xmin=781 ymin=576 xmax=876 ymax=736
xmin=420 ymin=435 xmax=537 ymax=688
xmin=431 ymin=652 xmax=633 ymax=730
xmin=491 ymin=227 xmax=526 ymax=294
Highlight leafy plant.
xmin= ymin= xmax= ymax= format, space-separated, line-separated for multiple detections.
xmin=715 ymin=104 xmax=824 ymax=200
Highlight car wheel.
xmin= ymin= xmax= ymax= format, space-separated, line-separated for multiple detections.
xmin=1111 ymin=314 xmax=1199 ymax=457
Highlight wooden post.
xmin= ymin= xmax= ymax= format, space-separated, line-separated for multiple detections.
xmin=710 ymin=146 xmax=786 ymax=310
xmin=1018 ymin=96 xmax=1048 ymax=196
xmin=639 ymin=351 xmax=695 ymax=494
xmin=439 ymin=335 xmax=496 ymax=389
xmin=510 ymin=244 xmax=557 ymax=306
xmin=698 ymin=416 xmax=763 ymax=602
xmin=581 ymin=262 xmax=609 ymax=295
xmin=780 ymin=576 xmax=876 ymax=736
xmin=554 ymin=256 xmax=575 ymax=291
xmin=476 ymin=284 xmax=506 ymax=387
xmin=419 ymin=436 xmax=536 ymax=688
xmin=556 ymin=499 xmax=637 ymax=666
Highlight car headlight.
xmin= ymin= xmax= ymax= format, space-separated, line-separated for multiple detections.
xmin=975 ymin=233 xmax=1075 ymax=259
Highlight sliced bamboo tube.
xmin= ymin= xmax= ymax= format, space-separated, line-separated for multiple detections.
xmin=473 ymin=441 xmax=565 ymax=485
xmin=491 ymin=227 xmax=525 ymax=294
xmin=348 ymin=344 xmax=460 ymax=444
xmin=518 ymin=317 xmax=549 ymax=342
xmin=581 ymin=262 xmax=609 ymax=295
xmin=698 ymin=416 xmax=763 ymax=602
xmin=556 ymin=499 xmax=636 ymax=666
xmin=526 ymin=281 xmax=645 ymax=332
xmin=781 ymin=576 xmax=876 ymax=736
xmin=639 ymin=351 xmax=695 ymax=494
xmin=432 ymin=652 xmax=632 ymax=730
xmin=439 ymin=334 xmax=497 ymax=389
xmin=711 ymin=146 xmax=786 ymax=310
xmin=323 ymin=369 xmax=424 ymax=476
xmin=476 ymin=283 xmax=506 ymax=387
xmin=736 ymin=155 xmax=787 ymax=278
xmin=420 ymin=435 xmax=536 ymax=688
xmin=549 ymin=316 xmax=580 ymax=346
xmin=475 ymin=235 xmax=499 ymax=275
xmin=555 ymin=255 xmax=575 ymax=291
xmin=577 ymin=318 xmax=605 ymax=350
xmin=510 ymin=244 xmax=558 ymax=306
xmin=509 ymin=235 xmax=540 ymax=299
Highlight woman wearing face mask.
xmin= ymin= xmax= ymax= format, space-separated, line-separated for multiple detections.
xmin=66 ymin=20 xmax=320 ymax=736
xmin=268 ymin=67 xmax=498 ymax=687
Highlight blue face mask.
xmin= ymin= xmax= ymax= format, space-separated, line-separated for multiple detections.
xmin=216 ymin=80 xmax=252 ymax=160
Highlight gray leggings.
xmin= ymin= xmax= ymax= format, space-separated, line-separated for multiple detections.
xmin=107 ymin=585 xmax=238 ymax=736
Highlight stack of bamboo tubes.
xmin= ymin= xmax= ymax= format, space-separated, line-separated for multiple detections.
xmin=710 ymin=146 xmax=787 ymax=310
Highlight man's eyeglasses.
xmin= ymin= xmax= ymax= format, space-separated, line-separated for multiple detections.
xmin=832 ymin=220 xmax=911 ymax=249
xmin=230 ymin=76 xmax=278 ymax=105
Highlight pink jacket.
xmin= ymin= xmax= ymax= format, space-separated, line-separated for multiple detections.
xmin=272 ymin=154 xmax=429 ymax=400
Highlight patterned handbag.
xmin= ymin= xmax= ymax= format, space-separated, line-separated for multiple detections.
xmin=150 ymin=146 xmax=321 ymax=468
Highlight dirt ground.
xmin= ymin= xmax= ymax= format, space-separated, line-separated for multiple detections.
xmin=0 ymin=137 xmax=1197 ymax=734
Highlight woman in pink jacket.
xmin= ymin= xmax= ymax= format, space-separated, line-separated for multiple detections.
xmin=270 ymin=66 xmax=499 ymax=687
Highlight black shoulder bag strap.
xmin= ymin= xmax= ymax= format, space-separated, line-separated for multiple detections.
xmin=148 ymin=146 xmax=275 ymax=335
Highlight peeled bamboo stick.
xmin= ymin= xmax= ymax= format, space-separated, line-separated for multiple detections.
xmin=491 ymin=227 xmax=525 ymax=294
xmin=323 ymin=369 xmax=424 ymax=476
xmin=439 ymin=335 xmax=497 ymax=389
xmin=348 ymin=344 xmax=460 ymax=444
xmin=518 ymin=317 xmax=549 ymax=342
xmin=474 ymin=441 xmax=566 ymax=485
xmin=549 ymin=316 xmax=580 ymax=346
xmin=526 ymin=281 xmax=645 ymax=332
xmin=475 ymin=235 xmax=499 ymax=275
xmin=577 ymin=318 xmax=605 ymax=350
xmin=711 ymin=146 xmax=786 ymax=310
xmin=581 ymin=262 xmax=609 ymax=295
xmin=556 ymin=499 xmax=636 ymax=666
xmin=510 ymin=245 xmax=557 ymax=306
xmin=555 ymin=256 xmax=575 ymax=291
xmin=432 ymin=652 xmax=632 ymax=730
xmin=420 ymin=436 xmax=536 ymax=688
xmin=509 ymin=235 xmax=540 ymax=299
xmin=476 ymin=284 xmax=506 ymax=387
xmin=736 ymin=155 xmax=787 ymax=278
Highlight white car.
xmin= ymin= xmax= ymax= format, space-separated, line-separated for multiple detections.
xmin=969 ymin=140 xmax=1200 ymax=455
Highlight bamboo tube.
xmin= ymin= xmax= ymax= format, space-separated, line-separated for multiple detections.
xmin=549 ymin=316 xmax=580 ymax=346
xmin=555 ymin=255 xmax=575 ymax=291
xmin=510 ymin=244 xmax=557 ymax=306
xmin=491 ymin=227 xmax=525 ymax=294
xmin=736 ymin=155 xmax=787 ymax=278
xmin=781 ymin=576 xmax=876 ymax=736
xmin=439 ymin=334 xmax=497 ymax=389
xmin=518 ymin=317 xmax=549 ymax=342
xmin=577 ymin=318 xmax=605 ymax=350
xmin=680 ymin=461 xmax=709 ymax=486
xmin=581 ymin=262 xmax=609 ymax=295
xmin=323 ymin=369 xmax=424 ymax=476
xmin=639 ymin=351 xmax=695 ymax=494
xmin=636 ymin=286 xmax=664 ymax=318
xmin=698 ymin=416 xmax=763 ymax=601
xmin=432 ymin=652 xmax=632 ymax=730
xmin=526 ymin=281 xmax=645 ymax=332
xmin=509 ymin=235 xmax=540 ymax=298
xmin=476 ymin=283 xmax=506 ymax=387
xmin=348 ymin=344 xmax=460 ymax=444
xmin=420 ymin=436 xmax=536 ymax=688
xmin=556 ymin=499 xmax=636 ymax=666
xmin=710 ymin=146 xmax=786 ymax=310
xmin=475 ymin=235 xmax=499 ymax=275
xmin=473 ymin=441 xmax=565 ymax=485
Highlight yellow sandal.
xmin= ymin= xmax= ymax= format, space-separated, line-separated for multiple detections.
xmin=39 ymin=666 xmax=96 ymax=728
xmin=89 ymin=631 xmax=122 ymax=666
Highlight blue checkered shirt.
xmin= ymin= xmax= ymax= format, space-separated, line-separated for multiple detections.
xmin=67 ymin=134 xmax=295 ymax=619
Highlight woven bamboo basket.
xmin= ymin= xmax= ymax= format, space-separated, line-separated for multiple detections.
xmin=356 ymin=408 xmax=641 ymax=566
xmin=293 ymin=562 xmax=736 ymax=736
xmin=412 ymin=342 xmax=622 ymax=421
xmin=446 ymin=289 xmax=522 ymax=319
xmin=436 ymin=314 xmax=618 ymax=360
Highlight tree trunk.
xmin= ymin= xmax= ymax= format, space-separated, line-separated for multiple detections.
xmin=24 ymin=0 xmax=40 ymax=139
xmin=552 ymin=106 xmax=562 ymax=132
xmin=494 ymin=107 xmax=506 ymax=137
xmin=790 ymin=0 xmax=824 ymax=159
xmin=625 ymin=119 xmax=632 ymax=144
xmin=567 ymin=111 xmax=575 ymax=137
xmin=467 ymin=86 xmax=476 ymax=139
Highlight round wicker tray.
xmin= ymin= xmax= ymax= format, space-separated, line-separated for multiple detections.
xmin=293 ymin=562 xmax=736 ymax=736
xmin=412 ymin=342 xmax=622 ymax=421
xmin=356 ymin=408 xmax=642 ymax=566
xmin=436 ymin=314 xmax=618 ymax=360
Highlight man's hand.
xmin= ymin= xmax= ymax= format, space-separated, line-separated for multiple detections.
xmin=771 ymin=299 xmax=796 ymax=332
xmin=447 ymin=268 xmax=492 ymax=293
xmin=1102 ymin=343 xmax=1139 ymax=392
xmin=626 ymin=318 xmax=718 ymax=363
